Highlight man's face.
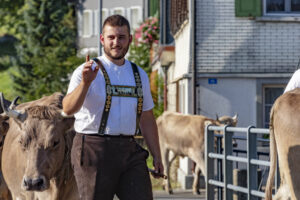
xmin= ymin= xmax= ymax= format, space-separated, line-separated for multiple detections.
xmin=100 ymin=25 xmax=132 ymax=61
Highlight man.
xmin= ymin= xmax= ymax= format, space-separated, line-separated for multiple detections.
xmin=63 ymin=15 xmax=163 ymax=200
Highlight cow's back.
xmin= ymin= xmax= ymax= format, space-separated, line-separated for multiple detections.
xmin=157 ymin=111 xmax=208 ymax=155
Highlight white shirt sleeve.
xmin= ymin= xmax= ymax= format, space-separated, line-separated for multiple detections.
xmin=284 ymin=69 xmax=300 ymax=93
xmin=67 ymin=65 xmax=84 ymax=94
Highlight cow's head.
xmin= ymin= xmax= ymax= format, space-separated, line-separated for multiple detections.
xmin=216 ymin=113 xmax=238 ymax=127
xmin=213 ymin=114 xmax=238 ymax=147
xmin=0 ymin=92 xmax=74 ymax=192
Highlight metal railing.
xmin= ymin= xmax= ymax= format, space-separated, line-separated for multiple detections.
xmin=205 ymin=125 xmax=279 ymax=200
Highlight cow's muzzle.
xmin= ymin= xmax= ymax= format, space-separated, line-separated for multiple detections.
xmin=22 ymin=175 xmax=48 ymax=191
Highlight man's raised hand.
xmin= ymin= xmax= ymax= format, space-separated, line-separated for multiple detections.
xmin=81 ymin=54 xmax=100 ymax=85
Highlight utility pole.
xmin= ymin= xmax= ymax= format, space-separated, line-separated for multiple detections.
xmin=98 ymin=0 xmax=103 ymax=56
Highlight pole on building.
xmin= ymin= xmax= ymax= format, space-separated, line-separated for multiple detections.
xmin=98 ymin=0 xmax=103 ymax=56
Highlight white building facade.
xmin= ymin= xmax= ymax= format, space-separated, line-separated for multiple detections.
xmin=156 ymin=0 xmax=300 ymax=189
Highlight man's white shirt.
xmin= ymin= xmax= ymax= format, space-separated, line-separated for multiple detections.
xmin=67 ymin=55 xmax=154 ymax=135
xmin=284 ymin=69 xmax=300 ymax=93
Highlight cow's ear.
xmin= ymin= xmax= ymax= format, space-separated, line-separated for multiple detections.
xmin=204 ymin=120 xmax=213 ymax=127
xmin=232 ymin=113 xmax=238 ymax=124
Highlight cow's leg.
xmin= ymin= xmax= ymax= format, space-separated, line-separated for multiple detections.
xmin=161 ymin=148 xmax=173 ymax=194
xmin=191 ymin=164 xmax=201 ymax=195
xmin=189 ymin=152 xmax=205 ymax=195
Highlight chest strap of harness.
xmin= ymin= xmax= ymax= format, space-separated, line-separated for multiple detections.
xmin=92 ymin=58 xmax=143 ymax=135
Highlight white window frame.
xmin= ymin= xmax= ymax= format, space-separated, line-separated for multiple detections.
xmin=102 ymin=8 xmax=109 ymax=24
xmin=262 ymin=85 xmax=285 ymax=128
xmin=128 ymin=6 xmax=143 ymax=31
xmin=111 ymin=7 xmax=126 ymax=16
xmin=83 ymin=9 xmax=93 ymax=38
xmin=93 ymin=10 xmax=99 ymax=36
xmin=263 ymin=0 xmax=300 ymax=16
xmin=94 ymin=8 xmax=109 ymax=35
xmin=77 ymin=11 xmax=83 ymax=37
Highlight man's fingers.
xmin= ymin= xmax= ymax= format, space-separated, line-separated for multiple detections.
xmin=86 ymin=54 xmax=90 ymax=62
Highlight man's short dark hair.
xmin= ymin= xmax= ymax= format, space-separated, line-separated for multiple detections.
xmin=102 ymin=15 xmax=131 ymax=35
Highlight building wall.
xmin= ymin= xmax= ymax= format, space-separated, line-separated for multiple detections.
xmin=174 ymin=23 xmax=191 ymax=80
xmin=195 ymin=0 xmax=300 ymax=74
xmin=198 ymin=78 xmax=257 ymax=127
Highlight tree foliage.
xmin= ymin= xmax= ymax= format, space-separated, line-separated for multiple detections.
xmin=10 ymin=0 xmax=81 ymax=101
xmin=129 ymin=17 xmax=164 ymax=118
xmin=129 ymin=17 xmax=159 ymax=75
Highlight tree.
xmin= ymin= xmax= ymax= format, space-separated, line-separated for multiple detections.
xmin=129 ymin=17 xmax=163 ymax=118
xmin=12 ymin=0 xmax=80 ymax=101
xmin=129 ymin=17 xmax=159 ymax=75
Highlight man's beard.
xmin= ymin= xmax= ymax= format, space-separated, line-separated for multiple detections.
xmin=103 ymin=43 xmax=130 ymax=60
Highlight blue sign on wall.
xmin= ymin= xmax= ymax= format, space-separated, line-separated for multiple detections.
xmin=208 ymin=78 xmax=218 ymax=84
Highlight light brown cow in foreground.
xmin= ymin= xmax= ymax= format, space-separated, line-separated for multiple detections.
xmin=0 ymin=92 xmax=79 ymax=200
xmin=157 ymin=111 xmax=237 ymax=195
xmin=266 ymin=88 xmax=300 ymax=200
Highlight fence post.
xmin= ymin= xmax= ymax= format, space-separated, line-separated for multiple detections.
xmin=217 ymin=136 xmax=223 ymax=200
xmin=205 ymin=124 xmax=215 ymax=200
xmin=224 ymin=125 xmax=233 ymax=200
xmin=247 ymin=126 xmax=258 ymax=200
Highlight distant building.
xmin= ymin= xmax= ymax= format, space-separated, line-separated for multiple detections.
xmin=154 ymin=0 xmax=300 ymax=190
xmin=76 ymin=0 xmax=159 ymax=55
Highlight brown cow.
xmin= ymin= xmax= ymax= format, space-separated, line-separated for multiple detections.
xmin=157 ymin=111 xmax=237 ymax=195
xmin=265 ymin=88 xmax=300 ymax=200
xmin=0 ymin=92 xmax=79 ymax=200
xmin=0 ymin=117 xmax=11 ymax=200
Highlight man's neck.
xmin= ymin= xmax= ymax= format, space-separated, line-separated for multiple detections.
xmin=104 ymin=54 xmax=125 ymax=66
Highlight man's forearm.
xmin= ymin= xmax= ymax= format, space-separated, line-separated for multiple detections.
xmin=62 ymin=82 xmax=90 ymax=116
xmin=140 ymin=110 xmax=162 ymax=160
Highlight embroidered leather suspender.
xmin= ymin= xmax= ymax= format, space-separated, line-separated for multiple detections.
xmin=92 ymin=58 xmax=143 ymax=135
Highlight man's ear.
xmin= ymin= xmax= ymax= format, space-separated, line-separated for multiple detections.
xmin=100 ymin=33 xmax=104 ymax=45
xmin=129 ymin=34 xmax=133 ymax=44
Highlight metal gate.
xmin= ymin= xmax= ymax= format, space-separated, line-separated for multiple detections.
xmin=205 ymin=125 xmax=279 ymax=200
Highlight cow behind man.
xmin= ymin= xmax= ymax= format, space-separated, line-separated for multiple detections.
xmin=157 ymin=111 xmax=237 ymax=195
xmin=265 ymin=88 xmax=300 ymax=200
xmin=0 ymin=92 xmax=79 ymax=200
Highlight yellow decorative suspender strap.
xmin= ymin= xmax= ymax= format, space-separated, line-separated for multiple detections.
xmin=131 ymin=62 xmax=143 ymax=135
xmin=92 ymin=58 xmax=112 ymax=134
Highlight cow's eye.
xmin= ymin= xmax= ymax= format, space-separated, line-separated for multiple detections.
xmin=18 ymin=139 xmax=28 ymax=151
xmin=53 ymin=140 xmax=60 ymax=148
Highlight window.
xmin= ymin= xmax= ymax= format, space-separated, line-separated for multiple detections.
xmin=83 ymin=10 xmax=93 ymax=37
xmin=128 ymin=6 xmax=142 ymax=30
xmin=112 ymin=7 xmax=126 ymax=16
xmin=264 ymin=0 xmax=300 ymax=15
xmin=263 ymin=86 xmax=284 ymax=128
xmin=170 ymin=0 xmax=189 ymax=35
xmin=102 ymin=8 xmax=109 ymax=23
xmin=94 ymin=9 xmax=109 ymax=35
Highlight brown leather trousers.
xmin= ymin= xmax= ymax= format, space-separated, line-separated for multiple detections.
xmin=71 ymin=133 xmax=153 ymax=200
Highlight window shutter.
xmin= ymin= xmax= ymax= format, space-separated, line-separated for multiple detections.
xmin=235 ymin=0 xmax=262 ymax=17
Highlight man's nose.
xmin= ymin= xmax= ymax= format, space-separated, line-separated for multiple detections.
xmin=113 ymin=38 xmax=121 ymax=45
